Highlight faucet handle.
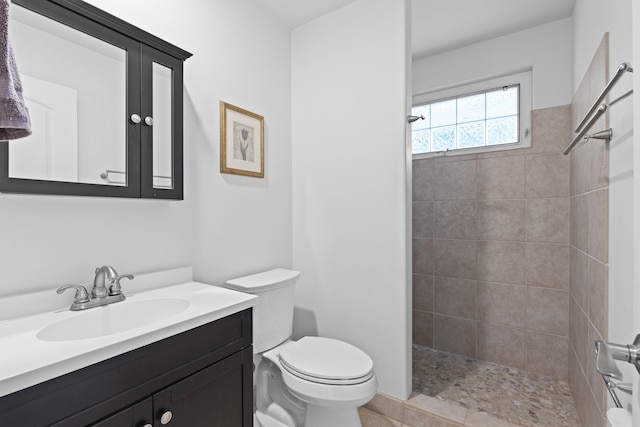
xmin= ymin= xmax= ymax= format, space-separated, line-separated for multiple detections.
xmin=108 ymin=274 xmax=134 ymax=296
xmin=57 ymin=285 xmax=91 ymax=303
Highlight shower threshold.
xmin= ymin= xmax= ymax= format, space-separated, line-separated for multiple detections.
xmin=412 ymin=345 xmax=580 ymax=427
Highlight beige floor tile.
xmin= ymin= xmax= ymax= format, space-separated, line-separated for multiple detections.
xmin=365 ymin=392 xmax=404 ymax=422
xmin=405 ymin=394 xmax=467 ymax=425
xmin=359 ymin=407 xmax=404 ymax=427
xmin=465 ymin=410 xmax=520 ymax=427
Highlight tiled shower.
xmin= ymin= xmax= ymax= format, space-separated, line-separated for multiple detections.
xmin=411 ymin=35 xmax=611 ymax=427
xmin=412 ymin=103 xmax=572 ymax=379
xmin=568 ymin=34 xmax=610 ymax=426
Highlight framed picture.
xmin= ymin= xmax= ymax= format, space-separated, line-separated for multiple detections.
xmin=220 ymin=101 xmax=264 ymax=178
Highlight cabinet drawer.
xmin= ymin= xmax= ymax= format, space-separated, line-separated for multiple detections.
xmin=0 ymin=309 xmax=252 ymax=427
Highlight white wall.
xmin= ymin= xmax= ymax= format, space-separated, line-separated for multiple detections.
xmin=0 ymin=0 xmax=292 ymax=297
xmin=413 ymin=18 xmax=573 ymax=110
xmin=291 ymin=0 xmax=411 ymax=399
xmin=573 ymin=0 xmax=635 ymax=411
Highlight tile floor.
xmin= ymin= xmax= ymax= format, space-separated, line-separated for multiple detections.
xmin=362 ymin=346 xmax=581 ymax=427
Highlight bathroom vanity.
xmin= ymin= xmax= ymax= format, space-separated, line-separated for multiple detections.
xmin=0 ymin=268 xmax=256 ymax=426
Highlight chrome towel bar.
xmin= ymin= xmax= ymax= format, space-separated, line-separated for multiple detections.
xmin=563 ymin=62 xmax=633 ymax=155
xmin=563 ymin=104 xmax=609 ymax=155
xmin=575 ymin=62 xmax=632 ymax=134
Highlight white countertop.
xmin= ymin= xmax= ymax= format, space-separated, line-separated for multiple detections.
xmin=0 ymin=268 xmax=257 ymax=398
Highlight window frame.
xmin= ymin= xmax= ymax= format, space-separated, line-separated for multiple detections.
xmin=411 ymin=70 xmax=532 ymax=159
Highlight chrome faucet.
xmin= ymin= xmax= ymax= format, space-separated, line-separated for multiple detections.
xmin=57 ymin=265 xmax=134 ymax=311
xmin=92 ymin=265 xmax=118 ymax=298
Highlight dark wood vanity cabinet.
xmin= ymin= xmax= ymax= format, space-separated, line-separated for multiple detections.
xmin=0 ymin=309 xmax=253 ymax=427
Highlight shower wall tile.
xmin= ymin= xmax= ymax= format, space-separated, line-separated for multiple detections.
xmin=569 ymin=345 xmax=590 ymax=427
xmin=569 ymin=296 xmax=589 ymax=372
xmin=589 ymin=137 xmax=609 ymax=190
xmin=588 ymin=402 xmax=606 ymax=427
xmin=476 ymin=155 xmax=525 ymax=199
xmin=527 ymin=105 xmax=571 ymax=154
xmin=477 ymin=281 xmax=525 ymax=328
xmin=432 ymin=153 xmax=477 ymax=163
xmin=412 ymin=238 xmax=434 ymax=275
xmin=525 ymin=152 xmax=570 ymax=198
xmin=412 ymin=159 xmax=434 ymax=201
xmin=588 ymin=258 xmax=608 ymax=337
xmin=476 ymin=200 xmax=525 ymax=241
xmin=570 ymin=142 xmax=590 ymax=196
xmin=434 ymin=315 xmax=476 ymax=358
xmin=434 ymin=276 xmax=477 ymax=320
xmin=525 ymin=331 xmax=568 ymax=380
xmin=569 ymin=247 xmax=589 ymax=310
xmin=412 ymin=310 xmax=434 ymax=347
xmin=589 ymin=33 xmax=609 ymax=107
xmin=587 ymin=323 xmax=607 ymax=415
xmin=434 ymin=239 xmax=477 ymax=280
xmin=476 ymin=148 xmax=525 ymax=159
xmin=412 ymin=274 xmax=433 ymax=312
xmin=433 ymin=160 xmax=476 ymax=201
xmin=412 ymin=201 xmax=434 ymax=238
xmin=570 ymin=194 xmax=589 ymax=252
xmin=589 ymin=189 xmax=608 ymax=263
xmin=526 ymin=198 xmax=570 ymax=243
xmin=477 ymin=323 xmax=525 ymax=369
xmin=525 ymin=243 xmax=569 ymax=289
xmin=477 ymin=240 xmax=525 ymax=285
xmin=525 ymin=287 xmax=569 ymax=335
xmin=568 ymin=36 xmax=609 ymax=425
xmin=571 ymin=76 xmax=590 ymax=132
xmin=412 ymin=103 xmax=572 ymax=380
xmin=433 ymin=200 xmax=476 ymax=239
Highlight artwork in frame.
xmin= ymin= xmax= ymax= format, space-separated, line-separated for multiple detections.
xmin=220 ymin=101 xmax=264 ymax=178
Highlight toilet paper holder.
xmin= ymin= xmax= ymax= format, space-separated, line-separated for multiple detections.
xmin=595 ymin=337 xmax=639 ymax=408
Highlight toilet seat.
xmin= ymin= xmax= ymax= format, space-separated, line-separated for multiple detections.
xmin=278 ymin=336 xmax=374 ymax=385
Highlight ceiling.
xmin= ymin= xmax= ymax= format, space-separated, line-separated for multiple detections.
xmin=412 ymin=0 xmax=576 ymax=59
xmin=250 ymin=0 xmax=576 ymax=59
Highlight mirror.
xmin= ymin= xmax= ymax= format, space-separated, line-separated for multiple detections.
xmin=152 ymin=62 xmax=173 ymax=190
xmin=8 ymin=4 xmax=129 ymax=186
xmin=1 ymin=0 xmax=190 ymax=199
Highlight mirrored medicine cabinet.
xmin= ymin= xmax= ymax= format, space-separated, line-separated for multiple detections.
xmin=0 ymin=0 xmax=192 ymax=199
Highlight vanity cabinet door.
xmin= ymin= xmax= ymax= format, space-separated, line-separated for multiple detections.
xmin=90 ymin=398 xmax=152 ymax=427
xmin=152 ymin=348 xmax=253 ymax=427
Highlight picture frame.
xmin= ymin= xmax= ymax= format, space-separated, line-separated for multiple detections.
xmin=220 ymin=101 xmax=264 ymax=178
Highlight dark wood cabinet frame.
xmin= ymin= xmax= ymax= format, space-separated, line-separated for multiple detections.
xmin=0 ymin=0 xmax=192 ymax=200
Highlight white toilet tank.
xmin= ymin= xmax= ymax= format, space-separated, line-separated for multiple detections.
xmin=226 ymin=268 xmax=300 ymax=353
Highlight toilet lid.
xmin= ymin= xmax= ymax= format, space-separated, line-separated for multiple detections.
xmin=278 ymin=336 xmax=374 ymax=385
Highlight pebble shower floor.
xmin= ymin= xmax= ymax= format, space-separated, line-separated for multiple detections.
xmin=412 ymin=345 xmax=581 ymax=426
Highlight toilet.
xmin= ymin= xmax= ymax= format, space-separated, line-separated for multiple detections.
xmin=226 ymin=268 xmax=377 ymax=427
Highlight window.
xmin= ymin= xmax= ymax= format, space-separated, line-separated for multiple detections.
xmin=412 ymin=71 xmax=531 ymax=157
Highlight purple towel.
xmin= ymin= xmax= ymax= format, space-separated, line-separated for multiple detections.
xmin=0 ymin=0 xmax=31 ymax=140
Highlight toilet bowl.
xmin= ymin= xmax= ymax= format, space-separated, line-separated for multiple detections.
xmin=226 ymin=269 xmax=377 ymax=427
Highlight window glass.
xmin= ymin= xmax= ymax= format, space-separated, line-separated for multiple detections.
xmin=411 ymin=71 xmax=531 ymax=157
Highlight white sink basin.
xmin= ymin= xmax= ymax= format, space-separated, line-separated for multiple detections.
xmin=0 ymin=267 xmax=257 ymax=399
xmin=37 ymin=298 xmax=190 ymax=341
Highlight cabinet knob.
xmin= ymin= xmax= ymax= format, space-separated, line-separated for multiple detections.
xmin=142 ymin=424 xmax=152 ymax=427
xmin=130 ymin=113 xmax=142 ymax=124
xmin=144 ymin=116 xmax=154 ymax=126
xmin=160 ymin=410 xmax=173 ymax=425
